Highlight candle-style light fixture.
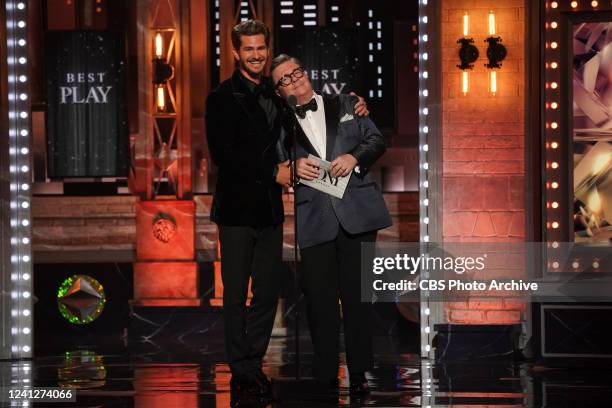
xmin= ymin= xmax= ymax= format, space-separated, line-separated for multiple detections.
xmin=485 ymin=10 xmax=506 ymax=95
xmin=457 ymin=12 xmax=478 ymax=95
xmin=152 ymin=30 xmax=174 ymax=112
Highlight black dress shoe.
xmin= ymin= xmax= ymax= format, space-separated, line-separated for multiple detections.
xmin=349 ymin=373 xmax=370 ymax=395
xmin=230 ymin=372 xmax=270 ymax=396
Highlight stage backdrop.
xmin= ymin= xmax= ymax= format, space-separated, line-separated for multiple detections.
xmin=276 ymin=28 xmax=366 ymax=98
xmin=46 ymin=31 xmax=128 ymax=178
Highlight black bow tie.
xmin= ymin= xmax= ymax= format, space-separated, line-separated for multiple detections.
xmin=295 ymin=98 xmax=318 ymax=119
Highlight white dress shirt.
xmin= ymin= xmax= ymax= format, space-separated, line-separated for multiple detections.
xmin=296 ymin=93 xmax=326 ymax=159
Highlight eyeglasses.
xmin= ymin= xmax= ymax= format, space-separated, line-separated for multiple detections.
xmin=275 ymin=66 xmax=305 ymax=88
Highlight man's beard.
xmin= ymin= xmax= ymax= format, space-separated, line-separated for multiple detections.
xmin=240 ymin=59 xmax=265 ymax=79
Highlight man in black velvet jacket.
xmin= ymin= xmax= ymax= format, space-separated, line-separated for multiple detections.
xmin=205 ymin=20 xmax=289 ymax=396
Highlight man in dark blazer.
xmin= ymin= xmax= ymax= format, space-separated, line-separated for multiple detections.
xmin=271 ymin=54 xmax=392 ymax=395
xmin=205 ymin=20 xmax=291 ymax=396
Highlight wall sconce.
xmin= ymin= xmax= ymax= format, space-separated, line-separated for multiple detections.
xmin=485 ymin=10 xmax=506 ymax=94
xmin=152 ymin=31 xmax=174 ymax=112
xmin=457 ymin=12 xmax=478 ymax=95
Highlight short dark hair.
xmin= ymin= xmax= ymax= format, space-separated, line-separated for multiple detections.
xmin=231 ymin=20 xmax=270 ymax=50
xmin=270 ymin=53 xmax=303 ymax=75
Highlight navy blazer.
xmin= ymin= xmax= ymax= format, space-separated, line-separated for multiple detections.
xmin=280 ymin=93 xmax=392 ymax=249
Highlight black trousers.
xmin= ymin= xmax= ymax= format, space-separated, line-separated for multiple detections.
xmin=300 ymin=227 xmax=376 ymax=379
xmin=219 ymin=224 xmax=283 ymax=375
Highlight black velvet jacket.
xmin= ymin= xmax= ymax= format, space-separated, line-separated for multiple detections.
xmin=205 ymin=70 xmax=286 ymax=227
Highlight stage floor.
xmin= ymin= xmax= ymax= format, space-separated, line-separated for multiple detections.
xmin=3 ymin=333 xmax=612 ymax=407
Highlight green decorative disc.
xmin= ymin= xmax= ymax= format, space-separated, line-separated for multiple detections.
xmin=57 ymin=275 xmax=106 ymax=324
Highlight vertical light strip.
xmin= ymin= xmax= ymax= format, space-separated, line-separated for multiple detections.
xmin=418 ymin=1 xmax=434 ymax=406
xmin=303 ymin=3 xmax=317 ymax=26
xmin=330 ymin=4 xmax=339 ymax=24
xmin=279 ymin=0 xmax=295 ymax=29
xmin=214 ymin=0 xmax=220 ymax=67
xmin=544 ymin=1 xmax=561 ymax=266
xmin=6 ymin=0 xmax=33 ymax=360
xmin=367 ymin=9 xmax=384 ymax=98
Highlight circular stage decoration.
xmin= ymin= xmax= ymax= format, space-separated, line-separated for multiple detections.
xmin=57 ymin=275 xmax=106 ymax=324
xmin=152 ymin=212 xmax=177 ymax=243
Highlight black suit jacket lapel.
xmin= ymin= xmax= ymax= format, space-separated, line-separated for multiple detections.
xmin=230 ymin=72 xmax=269 ymax=141
xmin=322 ymin=94 xmax=340 ymax=161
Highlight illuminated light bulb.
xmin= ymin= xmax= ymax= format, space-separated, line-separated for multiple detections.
xmin=423 ymin=108 xmax=429 ymax=115
xmin=551 ymin=102 xmax=558 ymax=109
xmin=552 ymin=221 xmax=559 ymax=229
xmin=22 ymin=255 xmax=30 ymax=262
xmin=156 ymin=85 xmax=166 ymax=111
xmin=423 ymin=163 xmax=429 ymax=170
xmin=19 ymin=93 xmax=27 ymax=100
xmin=18 ymin=75 xmax=27 ymax=82
xmin=21 ymin=219 xmax=29 ymax=226
xmin=551 ymin=122 xmax=558 ymax=129
xmin=489 ymin=71 xmax=497 ymax=94
xmin=488 ymin=10 xmax=495 ymax=35
xmin=21 ymin=201 xmax=29 ymax=208
xmin=21 ymin=184 xmax=29 ymax=190
xmin=422 ymin=90 xmax=429 ymax=97
xmin=22 ymin=309 xmax=30 ymax=316
xmin=20 ymin=129 xmax=28 ymax=136
xmin=18 ymin=57 xmax=26 ymax=64
xmin=18 ymin=39 xmax=26 ymax=46
xmin=425 ymin=308 xmax=431 ymax=315
xmin=552 ymin=201 xmax=559 ymax=208
xmin=23 ymin=328 xmax=30 ymax=335
xmin=20 ymin=147 xmax=28 ymax=154
xmin=22 ymin=273 xmax=30 ymax=280
xmin=423 ymin=126 xmax=429 ymax=134
xmin=551 ymin=62 xmax=558 ymax=69
xmin=423 ymin=199 xmax=429 ymax=206
xmin=422 ymin=71 xmax=429 ymax=79
xmin=570 ymin=1 xmax=578 ymax=8
xmin=551 ymin=161 xmax=559 ymax=169
xmin=17 ymin=3 xmax=26 ymax=10
xmin=591 ymin=0 xmax=598 ymax=6
xmin=22 ymin=346 xmax=30 ymax=353
xmin=20 ymin=165 xmax=29 ymax=172
xmin=425 ymin=326 xmax=431 ymax=333
xmin=423 ymin=144 xmax=429 ymax=151
xmin=22 ymin=237 xmax=29 ymax=244
xmin=17 ymin=21 xmax=26 ymax=28
xmin=593 ymin=261 xmax=600 ymax=268
xmin=462 ymin=71 xmax=469 ymax=95
xmin=551 ymin=21 xmax=558 ymax=29
xmin=154 ymin=32 xmax=164 ymax=59
xmin=552 ymin=241 xmax=559 ymax=248
xmin=23 ymin=291 xmax=30 ymax=298
xmin=552 ymin=181 xmax=559 ymax=189
xmin=551 ymin=1 xmax=558 ymax=8
xmin=550 ymin=82 xmax=558 ymax=89
xmin=19 ymin=111 xmax=27 ymax=118
xmin=572 ymin=261 xmax=579 ymax=269
xmin=423 ymin=235 xmax=430 ymax=242
xmin=422 ymin=52 xmax=429 ymax=60
xmin=463 ymin=12 xmax=469 ymax=37
xmin=552 ymin=261 xmax=559 ymax=268
xmin=424 ymin=217 xmax=430 ymax=224
xmin=551 ymin=42 xmax=558 ymax=49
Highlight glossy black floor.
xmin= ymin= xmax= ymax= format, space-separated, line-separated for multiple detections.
xmin=4 ymin=331 xmax=612 ymax=407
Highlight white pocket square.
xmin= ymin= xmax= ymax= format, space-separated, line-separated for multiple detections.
xmin=340 ymin=113 xmax=354 ymax=123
